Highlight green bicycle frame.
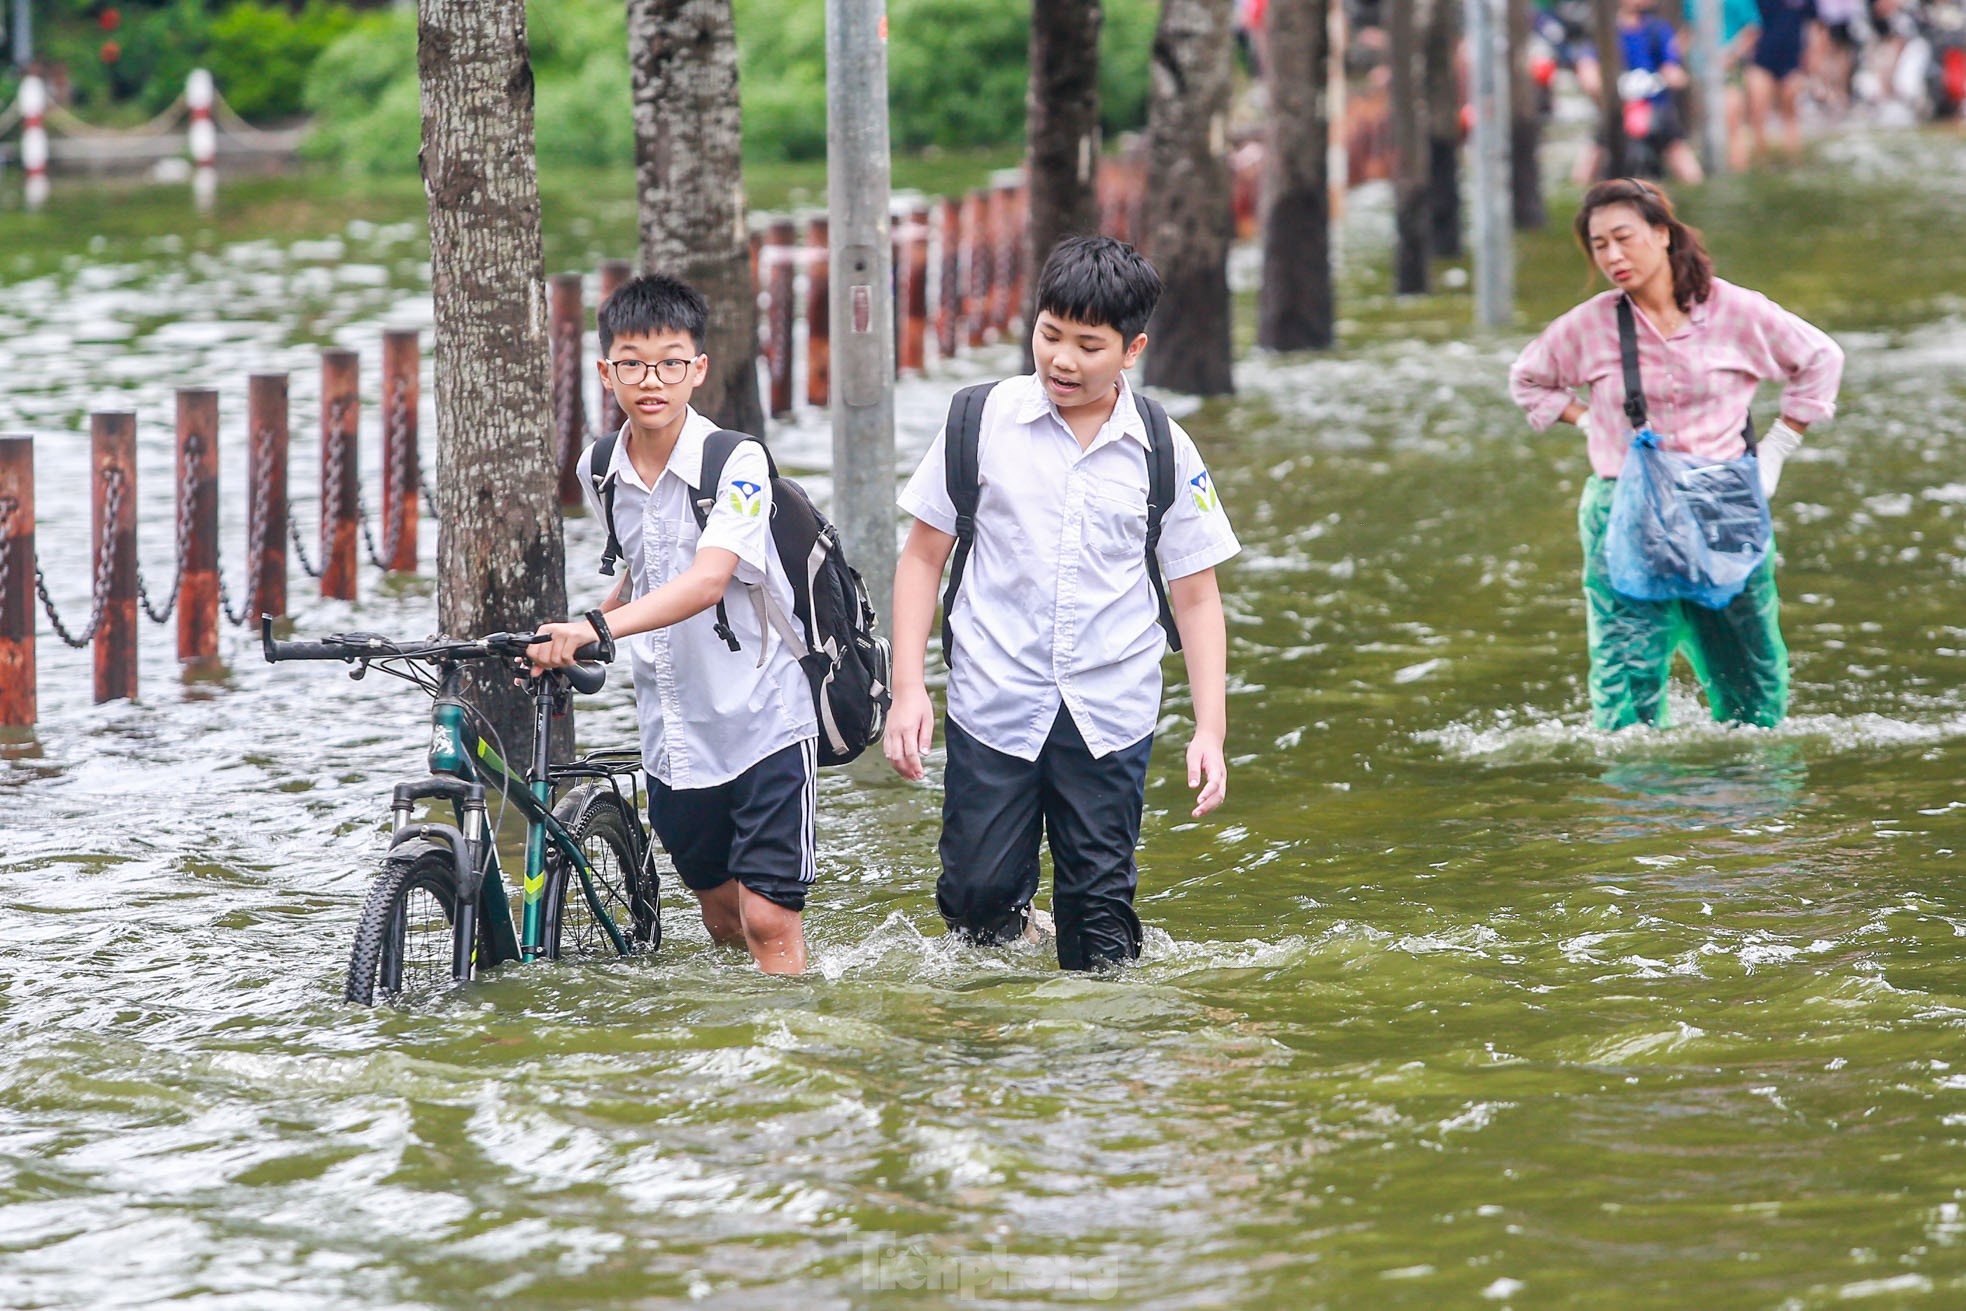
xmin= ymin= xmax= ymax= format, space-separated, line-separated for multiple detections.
xmin=417 ymin=669 xmax=633 ymax=967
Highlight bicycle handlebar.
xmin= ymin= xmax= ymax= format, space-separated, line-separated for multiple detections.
xmin=261 ymin=615 xmax=610 ymax=693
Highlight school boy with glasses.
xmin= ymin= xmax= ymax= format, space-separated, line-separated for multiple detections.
xmin=884 ymin=236 xmax=1241 ymax=972
xmin=529 ymin=275 xmax=819 ymax=975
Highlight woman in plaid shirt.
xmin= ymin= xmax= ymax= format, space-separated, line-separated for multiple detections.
xmin=1510 ymin=178 xmax=1844 ymax=731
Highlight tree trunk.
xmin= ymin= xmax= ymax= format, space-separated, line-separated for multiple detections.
xmin=1507 ymin=0 xmax=1545 ymax=228
xmin=1589 ymin=0 xmax=1628 ymax=178
xmin=1423 ymin=0 xmax=1462 ymax=260
xmin=1026 ymin=0 xmax=1103 ymax=370
xmin=628 ymin=0 xmax=764 ymax=436
xmin=1142 ymin=0 xmax=1236 ymax=393
xmin=1389 ymin=0 xmax=1430 ymax=292
xmin=419 ymin=0 xmax=568 ymax=759
xmin=1257 ymin=0 xmax=1333 ymax=352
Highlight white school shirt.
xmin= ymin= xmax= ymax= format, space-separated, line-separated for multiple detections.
xmin=579 ymin=409 xmax=817 ymax=788
xmin=897 ymin=372 xmax=1240 ymax=762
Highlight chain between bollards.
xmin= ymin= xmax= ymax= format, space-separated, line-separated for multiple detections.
xmin=34 ymin=467 xmax=124 ymax=648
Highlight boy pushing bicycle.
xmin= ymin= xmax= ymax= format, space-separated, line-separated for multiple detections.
xmin=530 ymin=276 xmax=818 ymax=975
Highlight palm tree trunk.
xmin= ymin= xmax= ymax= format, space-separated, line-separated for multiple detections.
xmin=627 ymin=0 xmax=765 ymax=436
xmin=419 ymin=0 xmax=568 ymax=759
xmin=1258 ymin=0 xmax=1334 ymax=351
xmin=1142 ymin=0 xmax=1236 ymax=393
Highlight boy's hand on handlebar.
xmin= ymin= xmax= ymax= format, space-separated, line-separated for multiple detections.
xmin=527 ymin=620 xmax=597 ymax=673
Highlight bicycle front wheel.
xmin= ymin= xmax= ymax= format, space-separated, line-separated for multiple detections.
xmin=346 ymin=847 xmax=463 ymax=1005
xmin=545 ymin=785 xmax=660 ymax=961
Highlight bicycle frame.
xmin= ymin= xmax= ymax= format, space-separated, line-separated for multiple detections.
xmin=392 ymin=661 xmax=635 ymax=980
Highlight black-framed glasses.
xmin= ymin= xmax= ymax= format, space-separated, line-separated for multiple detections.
xmin=605 ymin=356 xmax=699 ymax=386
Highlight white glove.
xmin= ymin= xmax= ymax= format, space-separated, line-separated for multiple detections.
xmin=1576 ymin=411 xmax=1596 ymax=444
xmin=1757 ymin=418 xmax=1804 ymax=497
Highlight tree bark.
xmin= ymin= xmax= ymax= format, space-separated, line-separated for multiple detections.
xmin=1589 ymin=0 xmax=1628 ymax=178
xmin=1142 ymin=0 xmax=1236 ymax=393
xmin=1423 ymin=0 xmax=1462 ymax=260
xmin=1026 ymin=0 xmax=1103 ymax=369
xmin=628 ymin=0 xmax=764 ymax=436
xmin=419 ymin=0 xmax=568 ymax=759
xmin=1389 ymin=0 xmax=1430 ymax=292
xmin=1257 ymin=0 xmax=1333 ymax=352
xmin=1507 ymin=0 xmax=1545 ymax=228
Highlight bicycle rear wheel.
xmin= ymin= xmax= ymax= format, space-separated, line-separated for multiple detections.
xmin=545 ymin=785 xmax=660 ymax=960
xmin=346 ymin=848 xmax=463 ymax=1005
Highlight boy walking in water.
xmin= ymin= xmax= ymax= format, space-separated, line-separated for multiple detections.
xmin=884 ymin=236 xmax=1239 ymax=971
xmin=529 ymin=276 xmax=817 ymax=974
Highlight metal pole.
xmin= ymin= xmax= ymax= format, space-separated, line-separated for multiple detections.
xmin=1465 ymin=0 xmax=1515 ymax=329
xmin=10 ymin=0 xmax=31 ymax=68
xmin=825 ymin=0 xmax=896 ymax=631
xmin=0 ymin=434 xmax=35 ymax=727
xmin=1694 ymin=0 xmax=1728 ymax=176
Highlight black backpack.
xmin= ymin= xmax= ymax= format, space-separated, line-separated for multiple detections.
xmin=939 ymin=382 xmax=1181 ymax=668
xmin=589 ymin=428 xmax=892 ymax=767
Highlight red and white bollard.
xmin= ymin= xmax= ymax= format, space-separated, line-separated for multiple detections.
xmin=186 ymin=68 xmax=216 ymax=211
xmin=19 ymin=75 xmax=48 ymax=211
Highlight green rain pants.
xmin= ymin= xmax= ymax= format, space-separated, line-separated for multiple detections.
xmin=1578 ymin=475 xmax=1790 ymax=731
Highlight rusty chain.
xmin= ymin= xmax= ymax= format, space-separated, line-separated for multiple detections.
xmin=357 ymin=378 xmax=415 ymax=570
xmin=34 ymin=466 xmax=124 ymax=648
xmin=217 ymin=427 xmax=277 ymax=626
xmin=287 ymin=407 xmax=346 ymax=581
xmin=554 ymin=316 xmax=581 ymax=474
xmin=0 ymin=496 xmax=15 ymax=620
xmin=136 ymin=432 xmax=202 ymax=625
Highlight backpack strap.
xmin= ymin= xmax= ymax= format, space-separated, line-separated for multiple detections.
xmin=939 ymin=382 xmax=995 ymax=668
xmin=1135 ymin=392 xmax=1183 ymax=653
xmin=1618 ymin=295 xmax=1756 ymax=451
xmin=686 ymin=429 xmax=777 ymax=655
xmin=589 ymin=428 xmax=624 ymax=577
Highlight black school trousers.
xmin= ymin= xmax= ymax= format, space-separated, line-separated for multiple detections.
xmin=937 ymin=707 xmax=1153 ymax=971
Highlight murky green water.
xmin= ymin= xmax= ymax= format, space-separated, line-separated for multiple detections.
xmin=5 ymin=133 xmax=1966 ymax=1308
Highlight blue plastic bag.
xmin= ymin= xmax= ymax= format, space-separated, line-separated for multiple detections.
xmin=1605 ymin=428 xmax=1771 ymax=610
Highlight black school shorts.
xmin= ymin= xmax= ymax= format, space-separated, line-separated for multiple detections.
xmin=648 ymin=739 xmax=817 ymax=912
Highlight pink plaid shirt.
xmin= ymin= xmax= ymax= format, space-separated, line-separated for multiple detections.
xmin=1509 ymin=277 xmax=1844 ymax=479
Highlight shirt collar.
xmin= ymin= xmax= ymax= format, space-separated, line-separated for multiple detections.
xmin=608 ymin=406 xmax=715 ymax=493
xmin=1010 ymin=371 xmax=1152 ymax=450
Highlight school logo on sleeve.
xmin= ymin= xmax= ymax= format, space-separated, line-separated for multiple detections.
xmin=1189 ymin=470 xmax=1218 ymax=514
xmin=728 ymin=479 xmax=764 ymax=517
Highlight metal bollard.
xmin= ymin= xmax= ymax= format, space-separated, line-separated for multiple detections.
xmin=597 ymin=259 xmax=633 ymax=438
xmin=550 ymin=273 xmax=588 ymax=508
xmin=381 ymin=330 xmax=420 ymax=572
xmin=989 ymin=177 xmax=1019 ymax=337
xmin=936 ymin=197 xmax=962 ymax=362
xmin=319 ymin=350 xmax=360 ymax=601
xmin=766 ymin=217 xmax=797 ymax=418
xmin=93 ymin=414 xmax=138 ymax=703
xmin=964 ymin=189 xmax=991 ymax=348
xmin=248 ymin=374 xmax=289 ymax=620
xmin=901 ymin=205 xmax=931 ymax=374
xmin=805 ymin=217 xmax=831 ymax=410
xmin=176 ymin=389 xmax=220 ymax=666
xmin=0 ymin=435 xmax=34 ymax=726
xmin=1002 ymin=180 xmax=1028 ymax=337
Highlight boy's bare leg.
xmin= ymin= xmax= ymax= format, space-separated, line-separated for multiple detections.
xmin=737 ymin=883 xmax=807 ymax=974
xmin=695 ymin=882 xmax=746 ymax=946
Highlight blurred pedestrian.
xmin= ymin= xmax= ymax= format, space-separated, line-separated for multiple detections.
xmin=1748 ymin=0 xmax=1817 ymax=159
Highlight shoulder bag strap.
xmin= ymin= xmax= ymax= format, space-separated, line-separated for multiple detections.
xmin=590 ymin=430 xmax=623 ymax=577
xmin=687 ymin=429 xmax=752 ymax=653
xmin=1617 ymin=295 xmax=1649 ymax=432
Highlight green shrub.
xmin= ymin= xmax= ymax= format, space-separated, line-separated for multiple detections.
xmin=207 ymin=2 xmax=361 ymax=120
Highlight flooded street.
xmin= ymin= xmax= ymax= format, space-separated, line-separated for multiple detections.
xmin=6 ymin=133 xmax=1966 ymax=1307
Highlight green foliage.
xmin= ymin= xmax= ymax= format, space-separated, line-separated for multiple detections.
xmin=29 ymin=1 xmax=359 ymax=120
xmin=300 ymin=0 xmax=1163 ymax=173
xmin=206 ymin=3 xmax=361 ymax=119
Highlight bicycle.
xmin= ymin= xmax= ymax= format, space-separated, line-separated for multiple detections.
xmin=261 ymin=616 xmax=661 ymax=1005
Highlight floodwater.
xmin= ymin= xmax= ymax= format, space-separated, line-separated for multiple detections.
xmin=5 ymin=132 xmax=1966 ymax=1308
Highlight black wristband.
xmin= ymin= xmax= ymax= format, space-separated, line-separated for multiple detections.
xmin=583 ymin=609 xmax=616 ymax=663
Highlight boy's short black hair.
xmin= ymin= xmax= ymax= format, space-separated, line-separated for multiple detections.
xmin=598 ymin=273 xmax=709 ymax=355
xmin=1034 ymin=235 xmax=1162 ymax=343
